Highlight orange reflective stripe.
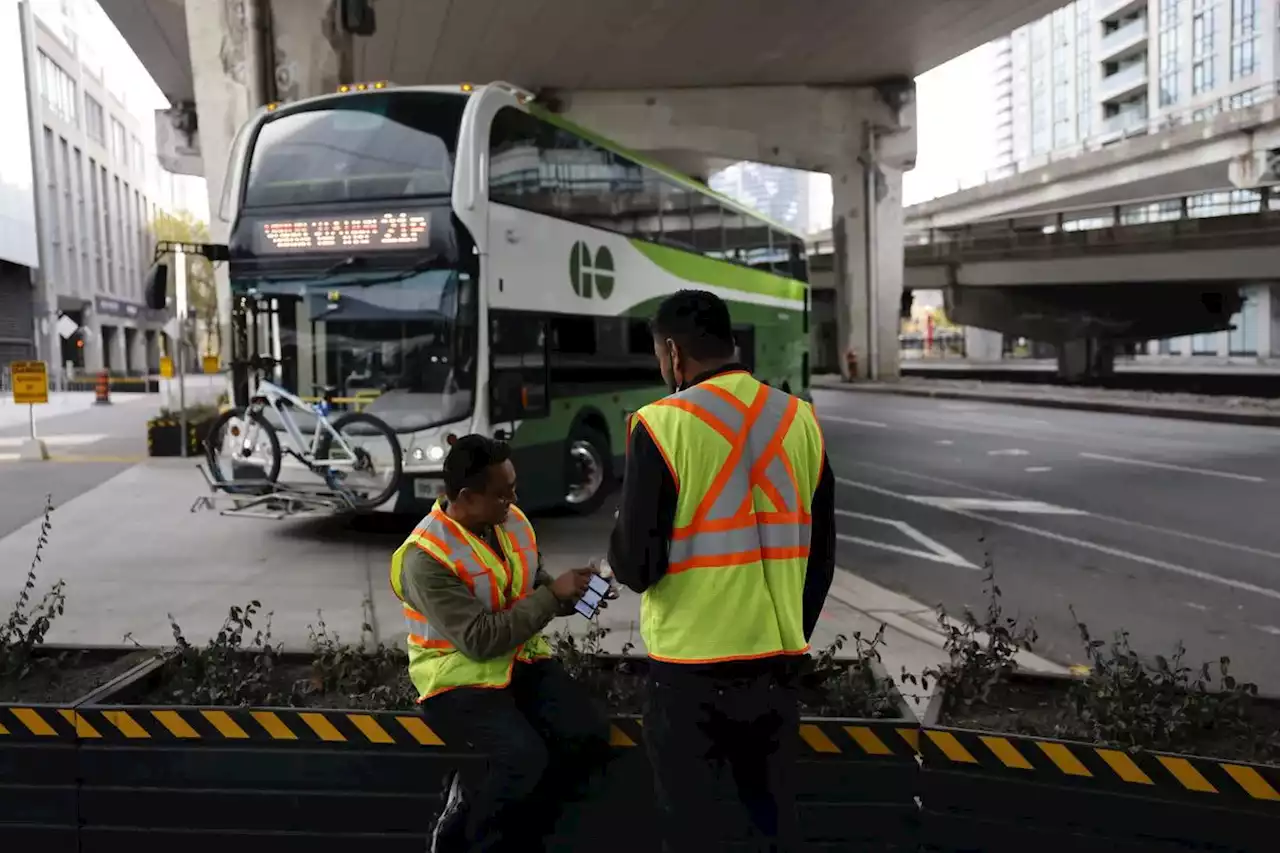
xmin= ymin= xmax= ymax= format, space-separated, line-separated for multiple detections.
xmin=700 ymin=381 xmax=749 ymax=414
xmin=656 ymin=397 xmax=738 ymax=446
xmin=403 ymin=606 xmax=426 ymax=624
xmin=742 ymin=395 xmax=799 ymax=516
xmin=408 ymin=635 xmax=454 ymax=650
xmin=412 ymin=528 xmax=454 ymax=557
xmin=668 ymin=545 xmax=811 ymax=575
xmin=687 ymin=383 xmax=769 ymax=534
xmin=649 ymin=645 xmax=810 ymax=665
xmin=433 ymin=510 xmax=502 ymax=611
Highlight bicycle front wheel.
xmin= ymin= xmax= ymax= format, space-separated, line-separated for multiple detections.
xmin=314 ymin=411 xmax=404 ymax=510
xmin=205 ymin=406 xmax=282 ymax=494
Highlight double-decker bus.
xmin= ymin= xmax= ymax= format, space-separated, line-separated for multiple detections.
xmin=219 ymin=81 xmax=811 ymax=514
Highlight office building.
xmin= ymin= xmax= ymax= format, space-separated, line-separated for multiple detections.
xmin=3 ymin=0 xmax=197 ymax=380
xmin=710 ymin=162 xmax=823 ymax=236
xmin=995 ymin=0 xmax=1276 ymax=169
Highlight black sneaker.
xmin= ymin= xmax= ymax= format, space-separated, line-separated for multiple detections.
xmin=430 ymin=771 xmax=468 ymax=853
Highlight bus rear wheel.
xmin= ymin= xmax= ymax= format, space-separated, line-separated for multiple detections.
xmin=563 ymin=425 xmax=610 ymax=515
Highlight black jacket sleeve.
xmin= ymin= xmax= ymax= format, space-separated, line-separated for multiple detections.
xmin=802 ymin=454 xmax=837 ymax=640
xmin=607 ymin=420 xmax=677 ymax=594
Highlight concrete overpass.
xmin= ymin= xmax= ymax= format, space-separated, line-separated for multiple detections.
xmin=810 ymin=189 xmax=1278 ymax=380
xmin=904 ymin=83 xmax=1280 ymax=229
xmin=99 ymin=0 xmax=1069 ymax=381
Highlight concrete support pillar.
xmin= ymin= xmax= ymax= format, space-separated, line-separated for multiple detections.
xmin=830 ymin=155 xmax=905 ymax=381
xmin=1267 ymin=283 xmax=1280 ymax=358
xmin=1057 ymin=338 xmax=1115 ymax=384
xmin=183 ymin=0 xmax=351 ymax=374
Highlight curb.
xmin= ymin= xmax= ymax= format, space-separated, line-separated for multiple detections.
xmin=813 ymin=381 xmax=1280 ymax=428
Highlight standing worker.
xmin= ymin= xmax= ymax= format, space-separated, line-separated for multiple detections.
xmin=608 ymin=289 xmax=836 ymax=853
xmin=390 ymin=434 xmax=613 ymax=852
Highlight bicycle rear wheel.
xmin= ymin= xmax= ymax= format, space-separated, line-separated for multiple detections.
xmin=314 ymin=410 xmax=403 ymax=510
xmin=205 ymin=406 xmax=282 ymax=494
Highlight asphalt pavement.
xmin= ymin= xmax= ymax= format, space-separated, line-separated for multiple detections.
xmin=815 ymin=388 xmax=1280 ymax=691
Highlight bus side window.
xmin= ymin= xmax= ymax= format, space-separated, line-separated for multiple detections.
xmin=490 ymin=311 xmax=549 ymax=422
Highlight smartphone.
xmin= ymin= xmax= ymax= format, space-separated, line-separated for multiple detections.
xmin=574 ymin=573 xmax=613 ymax=619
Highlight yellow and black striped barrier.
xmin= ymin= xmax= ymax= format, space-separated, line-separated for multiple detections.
xmin=921 ymin=727 xmax=1280 ymax=804
xmin=1 ymin=705 xmax=920 ymax=759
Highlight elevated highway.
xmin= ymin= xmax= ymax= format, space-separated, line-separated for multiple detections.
xmin=99 ymin=0 xmax=1070 ymax=381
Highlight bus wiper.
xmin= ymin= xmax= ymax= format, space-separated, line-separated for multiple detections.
xmin=322 ymin=256 xmax=364 ymax=276
xmin=329 ymin=258 xmax=439 ymax=288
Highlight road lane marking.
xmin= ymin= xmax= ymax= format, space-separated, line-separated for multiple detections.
xmin=843 ymin=460 xmax=1280 ymax=562
xmin=913 ymin=497 xmax=1085 ymax=515
xmin=1185 ymin=602 xmax=1209 ymax=612
xmin=821 ymin=415 xmax=888 ymax=429
xmin=838 ymin=477 xmax=1280 ymax=602
xmin=988 ymin=448 xmax=1029 ymax=456
xmin=835 ymin=509 xmax=979 ymax=570
xmin=1077 ymin=452 xmax=1264 ymax=483
xmin=1025 ymin=467 xmax=1052 ymax=473
xmin=936 ymin=440 xmax=954 ymax=446
xmin=1255 ymin=625 xmax=1280 ymax=636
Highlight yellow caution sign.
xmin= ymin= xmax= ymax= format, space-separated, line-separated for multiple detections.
xmin=202 ymin=355 xmax=219 ymax=375
xmin=159 ymin=356 xmax=174 ymax=378
xmin=9 ymin=361 xmax=48 ymax=404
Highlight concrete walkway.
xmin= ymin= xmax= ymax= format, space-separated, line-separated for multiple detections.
xmin=0 ymin=458 xmax=1064 ymax=715
xmin=814 ymin=376 xmax=1280 ymax=427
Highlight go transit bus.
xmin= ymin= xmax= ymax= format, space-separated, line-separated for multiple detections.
xmin=219 ymin=81 xmax=811 ymax=514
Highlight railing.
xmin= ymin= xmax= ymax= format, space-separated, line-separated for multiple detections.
xmin=1097 ymin=16 xmax=1148 ymax=59
xmin=909 ymin=82 xmax=1280 ymax=205
xmin=904 ymin=185 xmax=1280 ymax=245
xmin=1101 ymin=106 xmax=1149 ymax=136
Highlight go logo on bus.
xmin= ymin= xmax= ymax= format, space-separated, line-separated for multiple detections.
xmin=569 ymin=241 xmax=615 ymax=300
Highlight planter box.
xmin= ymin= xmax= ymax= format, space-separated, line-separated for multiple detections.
xmin=1 ymin=650 xmax=922 ymax=852
xmin=146 ymin=415 xmax=215 ymax=457
xmin=0 ymin=647 xmax=164 ymax=852
xmin=919 ymin=672 xmax=1280 ymax=853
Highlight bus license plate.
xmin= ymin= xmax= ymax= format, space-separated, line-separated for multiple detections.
xmin=414 ymin=479 xmax=446 ymax=500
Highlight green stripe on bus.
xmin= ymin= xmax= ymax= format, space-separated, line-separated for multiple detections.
xmin=628 ymin=239 xmax=807 ymax=303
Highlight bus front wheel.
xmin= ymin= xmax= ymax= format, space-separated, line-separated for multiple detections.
xmin=563 ymin=425 xmax=610 ymax=514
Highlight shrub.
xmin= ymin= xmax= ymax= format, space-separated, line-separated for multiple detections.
xmin=0 ymin=495 xmax=65 ymax=682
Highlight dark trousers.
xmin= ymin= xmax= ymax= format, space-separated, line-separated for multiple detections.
xmin=643 ymin=663 xmax=801 ymax=853
xmin=421 ymin=659 xmax=612 ymax=852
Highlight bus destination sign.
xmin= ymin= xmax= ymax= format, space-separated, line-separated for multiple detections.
xmin=257 ymin=211 xmax=431 ymax=253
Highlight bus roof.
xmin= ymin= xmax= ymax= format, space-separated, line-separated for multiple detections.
xmin=252 ymin=81 xmax=808 ymax=241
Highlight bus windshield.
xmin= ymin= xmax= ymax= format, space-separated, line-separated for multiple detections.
xmin=238 ymin=268 xmax=477 ymax=432
xmin=242 ymin=91 xmax=468 ymax=208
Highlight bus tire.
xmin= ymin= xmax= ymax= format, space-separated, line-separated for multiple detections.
xmin=563 ymin=424 xmax=611 ymax=515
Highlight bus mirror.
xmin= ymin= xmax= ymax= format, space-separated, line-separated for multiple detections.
xmin=144 ymin=263 xmax=168 ymax=311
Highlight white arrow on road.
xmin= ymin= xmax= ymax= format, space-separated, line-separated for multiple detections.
xmin=835 ymin=509 xmax=979 ymax=570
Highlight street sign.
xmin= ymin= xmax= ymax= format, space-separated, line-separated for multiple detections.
xmin=10 ymin=361 xmax=48 ymax=405
xmin=202 ymin=355 xmax=219 ymax=374
xmin=160 ymin=356 xmax=174 ymax=378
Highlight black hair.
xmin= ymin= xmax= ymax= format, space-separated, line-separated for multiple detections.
xmin=649 ymin=289 xmax=736 ymax=361
xmin=443 ymin=434 xmax=511 ymax=500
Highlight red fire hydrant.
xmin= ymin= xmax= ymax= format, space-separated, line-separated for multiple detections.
xmin=844 ymin=349 xmax=858 ymax=383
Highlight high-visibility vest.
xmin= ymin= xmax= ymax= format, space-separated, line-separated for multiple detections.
xmin=389 ymin=501 xmax=552 ymax=701
xmin=633 ymin=370 xmax=825 ymax=664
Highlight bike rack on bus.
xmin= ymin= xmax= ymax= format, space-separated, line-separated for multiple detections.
xmin=191 ymin=463 xmax=360 ymax=520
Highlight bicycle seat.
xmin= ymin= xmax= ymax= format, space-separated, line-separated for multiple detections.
xmin=313 ymin=383 xmax=340 ymax=399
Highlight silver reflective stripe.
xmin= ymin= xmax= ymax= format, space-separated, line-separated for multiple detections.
xmin=679 ymin=384 xmax=793 ymax=523
xmin=404 ymin=615 xmax=451 ymax=644
xmin=423 ymin=512 xmax=496 ymax=611
xmin=677 ymin=384 xmax=747 ymax=436
xmin=667 ymin=519 xmax=810 ymax=565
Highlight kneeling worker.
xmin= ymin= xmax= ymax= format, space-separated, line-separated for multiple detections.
xmin=390 ymin=434 xmax=612 ymax=852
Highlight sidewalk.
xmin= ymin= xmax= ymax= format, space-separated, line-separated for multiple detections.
xmin=813 ymin=375 xmax=1280 ymax=427
xmin=0 ymin=459 xmax=1064 ymax=715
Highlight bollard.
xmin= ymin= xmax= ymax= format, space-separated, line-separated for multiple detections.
xmin=94 ymin=370 xmax=112 ymax=405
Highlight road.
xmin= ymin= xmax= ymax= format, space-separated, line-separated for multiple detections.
xmin=815 ymin=388 xmax=1280 ymax=692
xmin=0 ymin=393 xmax=159 ymax=539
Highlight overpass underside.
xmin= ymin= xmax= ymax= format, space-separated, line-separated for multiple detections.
xmin=905 ymin=209 xmax=1279 ymax=381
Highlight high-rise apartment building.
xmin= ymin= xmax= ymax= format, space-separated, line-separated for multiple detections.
xmin=710 ymin=162 xmax=817 ymax=235
xmin=2 ymin=0 xmax=198 ymax=379
xmin=993 ymin=0 xmax=1276 ymax=171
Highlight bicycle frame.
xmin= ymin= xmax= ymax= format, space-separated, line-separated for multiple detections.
xmin=249 ymin=376 xmax=359 ymax=469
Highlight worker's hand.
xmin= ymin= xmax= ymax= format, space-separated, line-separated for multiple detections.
xmin=549 ymin=568 xmax=595 ymax=602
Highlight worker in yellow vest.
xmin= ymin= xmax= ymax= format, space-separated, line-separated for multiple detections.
xmin=609 ymin=290 xmax=836 ymax=853
xmin=390 ymin=434 xmax=612 ymax=852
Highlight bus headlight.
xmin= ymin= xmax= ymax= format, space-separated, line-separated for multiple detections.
xmin=426 ymin=444 xmax=446 ymax=462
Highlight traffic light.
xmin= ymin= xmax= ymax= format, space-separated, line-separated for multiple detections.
xmin=144 ymin=262 xmax=168 ymax=311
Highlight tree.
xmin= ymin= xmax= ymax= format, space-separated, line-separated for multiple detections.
xmin=150 ymin=210 xmax=219 ymax=355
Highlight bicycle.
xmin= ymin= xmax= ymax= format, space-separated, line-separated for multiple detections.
xmin=204 ymin=355 xmax=404 ymax=511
